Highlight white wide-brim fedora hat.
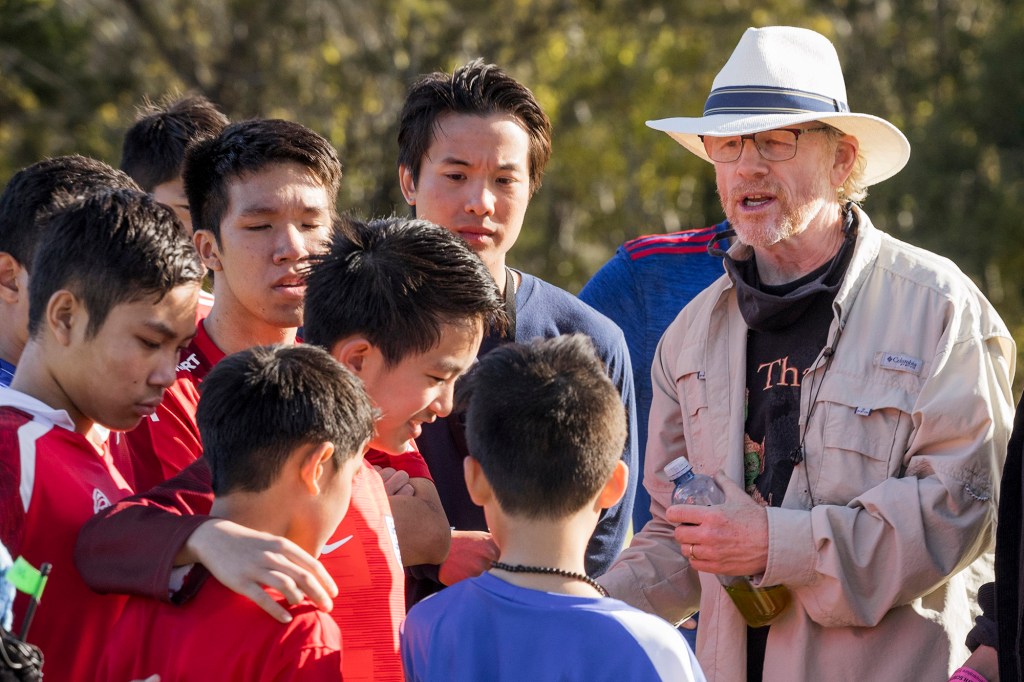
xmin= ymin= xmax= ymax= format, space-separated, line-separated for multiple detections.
xmin=648 ymin=26 xmax=911 ymax=186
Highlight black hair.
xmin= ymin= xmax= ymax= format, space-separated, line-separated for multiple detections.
xmin=28 ymin=188 xmax=204 ymax=338
xmin=183 ymin=118 xmax=342 ymax=241
xmin=198 ymin=344 xmax=376 ymax=495
xmin=397 ymin=59 xmax=552 ymax=195
xmin=461 ymin=334 xmax=626 ymax=519
xmin=0 ymin=155 xmax=140 ymax=269
xmin=120 ymin=94 xmax=229 ymax=192
xmin=303 ymin=215 xmax=505 ymax=365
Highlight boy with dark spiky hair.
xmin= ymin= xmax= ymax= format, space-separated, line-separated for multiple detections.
xmin=0 ymin=188 xmax=203 ymax=682
xmin=0 ymin=155 xmax=140 ymax=387
xmin=120 ymin=93 xmax=229 ymax=234
xmin=99 ymin=344 xmax=375 ymax=680
xmin=124 ymin=117 xmax=339 ymax=492
xmin=78 ymin=216 xmax=504 ymax=682
xmin=401 ymin=335 xmax=704 ymax=681
xmin=303 ymin=216 xmax=506 ymax=455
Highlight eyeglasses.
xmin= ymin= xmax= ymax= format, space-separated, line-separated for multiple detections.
xmin=700 ymin=127 xmax=830 ymax=163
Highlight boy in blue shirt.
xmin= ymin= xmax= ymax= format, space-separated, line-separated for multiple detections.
xmin=401 ymin=335 xmax=704 ymax=682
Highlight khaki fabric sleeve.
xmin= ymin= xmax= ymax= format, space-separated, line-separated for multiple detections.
xmin=759 ymin=314 xmax=1014 ymax=627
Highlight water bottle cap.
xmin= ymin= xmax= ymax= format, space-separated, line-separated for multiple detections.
xmin=663 ymin=456 xmax=693 ymax=480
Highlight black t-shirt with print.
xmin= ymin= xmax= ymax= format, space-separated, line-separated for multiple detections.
xmin=741 ymin=254 xmax=847 ymax=682
xmin=743 ymin=279 xmax=834 ymax=507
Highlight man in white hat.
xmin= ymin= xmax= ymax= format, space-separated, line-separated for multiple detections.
xmin=599 ymin=26 xmax=1014 ymax=681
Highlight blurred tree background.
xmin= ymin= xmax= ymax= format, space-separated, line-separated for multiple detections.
xmin=2 ymin=0 xmax=1023 ymax=375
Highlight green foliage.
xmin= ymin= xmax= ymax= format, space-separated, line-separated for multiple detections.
xmin=1 ymin=0 xmax=1022 ymax=381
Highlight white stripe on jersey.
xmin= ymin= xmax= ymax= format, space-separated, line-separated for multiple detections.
xmin=605 ymin=607 xmax=707 ymax=682
xmin=17 ymin=420 xmax=50 ymax=513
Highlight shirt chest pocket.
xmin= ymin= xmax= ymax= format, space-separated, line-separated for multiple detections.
xmin=806 ymin=376 xmax=916 ymax=506
xmin=673 ymin=347 xmax=714 ymax=470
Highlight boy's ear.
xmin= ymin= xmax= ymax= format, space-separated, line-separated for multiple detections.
xmin=595 ymin=461 xmax=628 ymax=510
xmin=331 ymin=337 xmax=374 ymax=375
xmin=463 ymin=456 xmax=494 ymax=507
xmin=398 ymin=165 xmax=416 ymax=206
xmin=46 ymin=290 xmax=83 ymax=346
xmin=298 ymin=441 xmax=336 ymax=496
xmin=0 ymin=253 xmax=23 ymax=305
xmin=193 ymin=230 xmax=223 ymax=272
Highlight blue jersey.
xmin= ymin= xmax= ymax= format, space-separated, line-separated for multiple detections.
xmin=580 ymin=224 xmax=728 ymax=530
xmin=401 ymin=571 xmax=705 ymax=682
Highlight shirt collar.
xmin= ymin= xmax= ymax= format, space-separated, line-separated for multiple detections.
xmin=0 ymin=385 xmax=110 ymax=445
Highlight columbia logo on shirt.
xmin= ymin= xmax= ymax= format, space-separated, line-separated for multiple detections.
xmin=878 ymin=352 xmax=923 ymax=375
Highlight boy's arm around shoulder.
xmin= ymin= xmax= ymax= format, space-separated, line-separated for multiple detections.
xmin=75 ymin=458 xmax=337 ymax=623
xmin=75 ymin=457 xmax=215 ymax=599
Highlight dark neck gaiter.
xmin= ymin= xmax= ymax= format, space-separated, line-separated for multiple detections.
xmin=708 ymin=206 xmax=858 ymax=332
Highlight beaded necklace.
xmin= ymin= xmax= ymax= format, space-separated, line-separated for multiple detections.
xmin=491 ymin=561 xmax=608 ymax=597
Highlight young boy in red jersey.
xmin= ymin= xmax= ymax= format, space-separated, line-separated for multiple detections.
xmin=0 ymin=158 xmax=144 ymax=486
xmin=77 ymin=216 xmax=504 ymax=681
xmin=115 ymin=116 xmax=451 ymax=633
xmin=99 ymin=343 xmax=375 ymax=680
xmin=0 ymin=188 xmax=203 ymax=682
xmin=0 ymin=156 xmax=140 ymax=388
xmin=124 ymin=117 xmax=337 ymax=492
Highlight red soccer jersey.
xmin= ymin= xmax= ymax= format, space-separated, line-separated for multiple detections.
xmin=125 ymin=319 xmax=222 ymax=492
xmin=125 ymin=320 xmax=434 ymax=490
xmin=96 ymin=578 xmax=342 ymax=681
xmin=107 ymin=431 xmax=135 ymax=489
xmin=322 ymin=459 xmax=405 ymax=681
xmin=77 ymin=454 xmax=406 ymax=682
xmin=0 ymin=389 xmax=132 ymax=682
xmin=364 ymin=447 xmax=433 ymax=481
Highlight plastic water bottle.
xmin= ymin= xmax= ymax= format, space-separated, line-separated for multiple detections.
xmin=666 ymin=456 xmax=790 ymax=628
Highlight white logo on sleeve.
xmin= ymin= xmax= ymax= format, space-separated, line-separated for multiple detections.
xmin=92 ymin=488 xmax=111 ymax=513
xmin=322 ymin=535 xmax=354 ymax=554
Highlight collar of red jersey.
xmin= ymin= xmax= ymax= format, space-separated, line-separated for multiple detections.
xmin=0 ymin=385 xmax=110 ymax=443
